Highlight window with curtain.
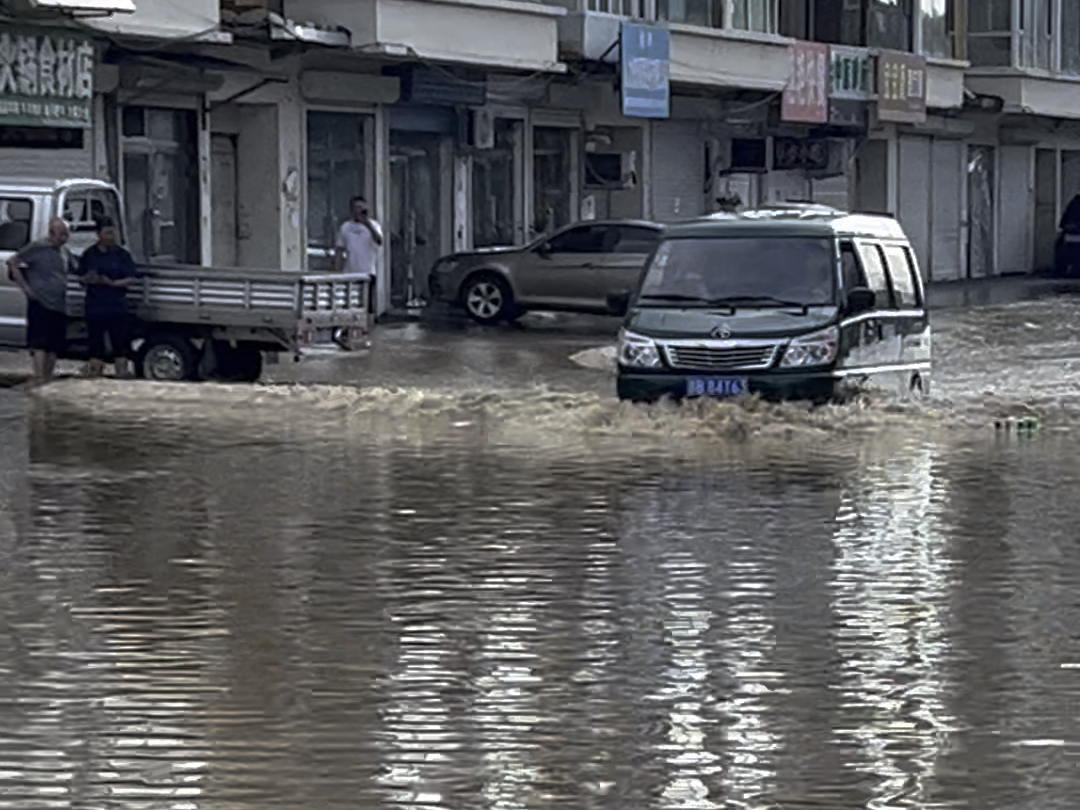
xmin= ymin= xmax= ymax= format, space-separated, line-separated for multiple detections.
xmin=1064 ymin=2 xmax=1080 ymax=74
xmin=657 ymin=0 xmax=720 ymax=27
xmin=921 ymin=0 xmax=952 ymax=58
xmin=730 ymin=0 xmax=776 ymax=32
xmin=968 ymin=0 xmax=1012 ymax=66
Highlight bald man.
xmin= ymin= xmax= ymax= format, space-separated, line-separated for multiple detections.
xmin=7 ymin=218 xmax=75 ymax=382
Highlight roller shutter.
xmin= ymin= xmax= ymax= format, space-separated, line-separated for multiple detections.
xmin=650 ymin=120 xmax=703 ymax=222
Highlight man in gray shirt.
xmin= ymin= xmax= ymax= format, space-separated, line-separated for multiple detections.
xmin=7 ymin=218 xmax=74 ymax=382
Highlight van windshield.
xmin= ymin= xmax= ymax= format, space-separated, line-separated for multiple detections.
xmin=637 ymin=236 xmax=836 ymax=307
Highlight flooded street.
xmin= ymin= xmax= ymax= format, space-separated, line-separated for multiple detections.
xmin=0 ymin=297 xmax=1078 ymax=809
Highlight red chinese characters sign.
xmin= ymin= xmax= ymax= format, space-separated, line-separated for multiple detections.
xmin=877 ymin=50 xmax=927 ymax=124
xmin=782 ymin=41 xmax=828 ymax=124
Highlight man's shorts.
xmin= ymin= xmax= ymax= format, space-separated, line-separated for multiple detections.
xmin=86 ymin=313 xmax=134 ymax=361
xmin=26 ymin=300 xmax=68 ymax=354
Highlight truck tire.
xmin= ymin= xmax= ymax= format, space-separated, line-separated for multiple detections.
xmin=212 ymin=344 xmax=263 ymax=382
xmin=462 ymin=273 xmax=514 ymax=324
xmin=136 ymin=334 xmax=199 ymax=382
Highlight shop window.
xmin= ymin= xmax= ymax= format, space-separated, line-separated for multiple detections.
xmin=533 ymin=127 xmax=574 ymax=237
xmin=0 ymin=198 xmax=32 ymax=251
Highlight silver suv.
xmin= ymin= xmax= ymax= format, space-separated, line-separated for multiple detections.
xmin=428 ymin=219 xmax=663 ymax=324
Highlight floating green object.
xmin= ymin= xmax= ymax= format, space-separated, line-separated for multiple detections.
xmin=994 ymin=416 xmax=1041 ymax=433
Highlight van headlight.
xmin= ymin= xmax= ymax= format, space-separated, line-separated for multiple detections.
xmin=779 ymin=325 xmax=839 ymax=368
xmin=618 ymin=328 xmax=663 ymax=369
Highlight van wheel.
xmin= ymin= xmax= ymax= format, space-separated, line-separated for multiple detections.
xmin=135 ymin=334 xmax=199 ymax=382
xmin=462 ymin=273 xmax=513 ymax=324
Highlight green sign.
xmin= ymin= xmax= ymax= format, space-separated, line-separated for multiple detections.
xmin=0 ymin=28 xmax=94 ymax=129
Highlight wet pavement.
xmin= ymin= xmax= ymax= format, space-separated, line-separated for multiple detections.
xmin=1 ymin=294 xmax=1079 ymax=809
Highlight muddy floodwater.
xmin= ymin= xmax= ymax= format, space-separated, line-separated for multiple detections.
xmin=0 ymin=299 xmax=1078 ymax=809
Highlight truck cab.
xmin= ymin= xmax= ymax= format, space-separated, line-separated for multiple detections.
xmin=0 ymin=178 xmax=125 ymax=347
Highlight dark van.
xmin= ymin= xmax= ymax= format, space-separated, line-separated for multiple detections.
xmin=614 ymin=206 xmax=931 ymax=403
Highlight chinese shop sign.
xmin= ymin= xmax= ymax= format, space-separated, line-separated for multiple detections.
xmin=877 ymin=50 xmax=927 ymax=124
xmin=0 ymin=28 xmax=94 ymax=129
xmin=782 ymin=41 xmax=828 ymax=123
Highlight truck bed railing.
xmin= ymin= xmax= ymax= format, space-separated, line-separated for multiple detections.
xmin=64 ymin=264 xmax=370 ymax=330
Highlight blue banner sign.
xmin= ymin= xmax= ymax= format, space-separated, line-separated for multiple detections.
xmin=620 ymin=22 xmax=670 ymax=119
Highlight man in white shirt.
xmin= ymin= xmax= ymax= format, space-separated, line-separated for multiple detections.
xmin=334 ymin=195 xmax=383 ymax=337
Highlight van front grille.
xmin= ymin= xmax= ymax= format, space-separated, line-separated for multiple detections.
xmin=664 ymin=343 xmax=777 ymax=371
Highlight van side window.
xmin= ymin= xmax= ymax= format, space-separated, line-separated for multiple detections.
xmin=840 ymin=241 xmax=867 ymax=291
xmin=856 ymin=242 xmax=896 ymax=308
xmin=882 ymin=244 xmax=922 ymax=308
xmin=0 ymin=198 xmax=32 ymax=250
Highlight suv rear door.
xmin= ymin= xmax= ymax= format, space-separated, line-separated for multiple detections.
xmin=588 ymin=225 xmax=661 ymax=305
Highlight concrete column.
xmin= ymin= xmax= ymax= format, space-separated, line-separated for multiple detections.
xmin=374 ymin=105 xmax=390 ymax=315
xmin=198 ymin=96 xmax=213 ymax=266
xmin=276 ymin=85 xmax=304 ymax=272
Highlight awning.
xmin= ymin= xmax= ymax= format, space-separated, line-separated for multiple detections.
xmin=27 ymin=0 xmax=135 ymax=14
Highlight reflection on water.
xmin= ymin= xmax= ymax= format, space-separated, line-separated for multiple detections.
xmin=0 ymin=386 xmax=1078 ymax=809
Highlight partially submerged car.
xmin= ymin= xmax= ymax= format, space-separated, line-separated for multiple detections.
xmin=428 ymin=219 xmax=663 ymax=324
xmin=615 ymin=205 xmax=931 ymax=404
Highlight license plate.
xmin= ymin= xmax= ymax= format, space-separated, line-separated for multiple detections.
xmin=686 ymin=376 xmax=749 ymax=398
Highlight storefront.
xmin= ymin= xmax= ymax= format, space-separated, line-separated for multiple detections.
xmin=0 ymin=25 xmax=97 ymax=181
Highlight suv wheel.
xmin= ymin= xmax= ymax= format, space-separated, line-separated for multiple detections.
xmin=463 ymin=273 xmax=513 ymax=324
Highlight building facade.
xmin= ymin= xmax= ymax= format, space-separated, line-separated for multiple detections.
xmin=1 ymin=0 xmax=1076 ymax=313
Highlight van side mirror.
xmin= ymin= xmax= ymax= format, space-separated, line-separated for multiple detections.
xmin=606 ymin=291 xmax=631 ymax=317
xmin=846 ymin=287 xmax=876 ymax=315
xmin=536 ymin=241 xmax=552 ymax=257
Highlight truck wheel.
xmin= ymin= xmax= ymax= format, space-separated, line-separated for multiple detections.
xmin=462 ymin=273 xmax=513 ymax=324
xmin=213 ymin=344 xmax=263 ymax=382
xmin=136 ymin=334 xmax=199 ymax=382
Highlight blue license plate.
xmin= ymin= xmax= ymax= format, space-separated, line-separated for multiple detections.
xmin=686 ymin=376 xmax=749 ymax=398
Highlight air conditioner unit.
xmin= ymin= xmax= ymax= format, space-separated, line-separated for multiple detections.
xmin=584 ymin=150 xmax=637 ymax=190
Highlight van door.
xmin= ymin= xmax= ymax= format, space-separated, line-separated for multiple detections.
xmin=881 ymin=243 xmax=930 ymax=377
xmin=0 ymin=195 xmax=38 ymax=347
xmin=855 ymin=240 xmax=898 ymax=365
xmin=842 ymin=240 xmax=901 ymax=373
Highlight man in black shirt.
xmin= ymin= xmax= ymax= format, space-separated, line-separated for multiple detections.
xmin=76 ymin=217 xmax=137 ymax=378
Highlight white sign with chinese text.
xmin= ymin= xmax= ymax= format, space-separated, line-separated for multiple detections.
xmin=0 ymin=28 xmax=94 ymax=128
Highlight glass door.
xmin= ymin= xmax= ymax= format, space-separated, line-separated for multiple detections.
xmin=121 ymin=107 xmax=198 ymax=265
xmin=306 ymin=112 xmax=372 ymax=272
xmin=389 ymin=133 xmax=443 ymax=309
xmin=471 ymin=118 xmax=522 ymax=248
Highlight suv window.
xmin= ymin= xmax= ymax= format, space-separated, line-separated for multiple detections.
xmin=0 ymin=197 xmax=32 ymax=251
xmin=882 ymin=244 xmax=921 ymax=308
xmin=856 ymin=242 xmax=896 ymax=308
xmin=615 ymin=226 xmax=660 ymax=254
xmin=545 ymin=225 xmax=611 ymax=254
